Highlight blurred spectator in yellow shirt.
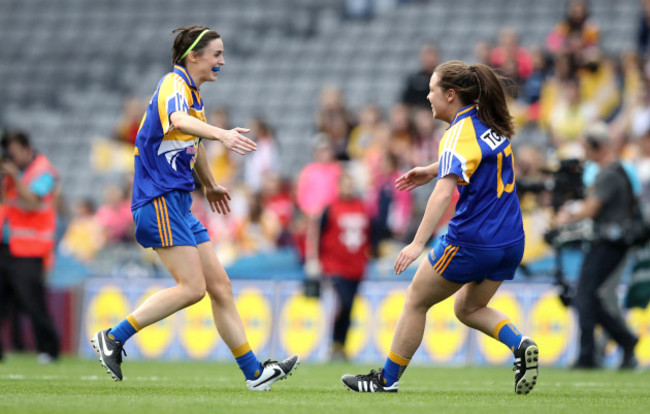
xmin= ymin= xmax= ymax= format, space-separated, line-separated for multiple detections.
xmin=60 ymin=198 xmax=105 ymax=263
xmin=549 ymin=77 xmax=590 ymax=159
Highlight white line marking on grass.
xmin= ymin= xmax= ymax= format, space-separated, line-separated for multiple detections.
xmin=133 ymin=376 xmax=162 ymax=381
xmin=2 ymin=375 xmax=62 ymax=380
xmin=555 ymin=382 xmax=623 ymax=387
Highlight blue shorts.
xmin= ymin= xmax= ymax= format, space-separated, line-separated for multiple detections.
xmin=427 ymin=235 xmax=525 ymax=284
xmin=133 ymin=190 xmax=210 ymax=248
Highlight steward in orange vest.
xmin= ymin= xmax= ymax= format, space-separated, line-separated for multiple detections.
xmin=0 ymin=130 xmax=60 ymax=362
xmin=0 ymin=153 xmax=58 ymax=259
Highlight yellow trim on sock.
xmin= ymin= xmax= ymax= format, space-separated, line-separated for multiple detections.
xmin=493 ymin=319 xmax=510 ymax=339
xmin=231 ymin=342 xmax=252 ymax=358
xmin=388 ymin=350 xmax=411 ymax=366
xmin=127 ymin=314 xmax=141 ymax=332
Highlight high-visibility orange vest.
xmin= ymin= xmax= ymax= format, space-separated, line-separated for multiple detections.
xmin=0 ymin=154 xmax=58 ymax=258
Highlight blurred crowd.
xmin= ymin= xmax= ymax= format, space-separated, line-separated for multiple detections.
xmin=61 ymin=0 xmax=650 ymax=273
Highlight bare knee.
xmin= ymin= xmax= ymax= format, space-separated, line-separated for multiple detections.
xmin=207 ymin=276 xmax=234 ymax=304
xmin=454 ymin=301 xmax=482 ymax=325
xmin=404 ymin=285 xmax=432 ymax=314
xmin=182 ymin=281 xmax=206 ymax=305
xmin=454 ymin=303 xmax=471 ymax=324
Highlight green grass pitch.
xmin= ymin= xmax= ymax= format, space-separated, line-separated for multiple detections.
xmin=1 ymin=354 xmax=648 ymax=414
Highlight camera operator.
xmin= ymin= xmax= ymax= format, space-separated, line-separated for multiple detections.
xmin=0 ymin=130 xmax=60 ymax=363
xmin=555 ymin=123 xmax=639 ymax=369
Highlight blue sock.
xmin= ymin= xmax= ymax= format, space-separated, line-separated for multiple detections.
xmin=382 ymin=351 xmax=410 ymax=387
xmin=495 ymin=320 xmax=523 ymax=353
xmin=232 ymin=342 xmax=263 ymax=380
xmin=108 ymin=315 xmax=140 ymax=344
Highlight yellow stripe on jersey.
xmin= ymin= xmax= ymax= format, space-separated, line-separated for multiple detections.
xmin=137 ymin=112 xmax=147 ymax=133
xmin=175 ymin=65 xmax=203 ymax=107
xmin=161 ymin=196 xmax=173 ymax=246
xmin=438 ymin=117 xmax=482 ymax=183
xmin=134 ymin=146 xmax=139 ymax=156
xmin=189 ymin=106 xmax=206 ymax=123
xmin=175 ymin=65 xmax=192 ymax=85
xmin=438 ymin=119 xmax=466 ymax=181
xmin=157 ymin=73 xmax=193 ymax=135
xmin=451 ymin=105 xmax=475 ymax=125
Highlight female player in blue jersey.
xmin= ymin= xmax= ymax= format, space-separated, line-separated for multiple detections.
xmin=91 ymin=26 xmax=298 ymax=390
xmin=342 ymin=61 xmax=538 ymax=394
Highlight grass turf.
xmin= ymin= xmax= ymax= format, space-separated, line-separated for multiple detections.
xmin=0 ymin=354 xmax=648 ymax=414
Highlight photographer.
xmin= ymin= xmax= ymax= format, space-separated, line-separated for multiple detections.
xmin=555 ymin=123 xmax=639 ymax=369
xmin=0 ymin=130 xmax=60 ymax=363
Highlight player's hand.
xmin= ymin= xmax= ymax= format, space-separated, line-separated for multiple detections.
xmin=204 ymin=185 xmax=232 ymax=214
xmin=219 ymin=128 xmax=256 ymax=155
xmin=393 ymin=242 xmax=424 ymax=275
xmin=395 ymin=166 xmax=437 ymax=191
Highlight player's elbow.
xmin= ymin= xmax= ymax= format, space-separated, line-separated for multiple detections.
xmin=431 ymin=177 xmax=456 ymax=205
xmin=170 ymin=111 xmax=189 ymax=132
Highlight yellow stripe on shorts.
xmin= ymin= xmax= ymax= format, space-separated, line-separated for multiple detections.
xmin=433 ymin=245 xmax=453 ymax=273
xmin=154 ymin=198 xmax=168 ymax=246
xmin=161 ymin=196 xmax=173 ymax=246
xmin=433 ymin=245 xmax=452 ymax=272
xmin=434 ymin=245 xmax=459 ymax=274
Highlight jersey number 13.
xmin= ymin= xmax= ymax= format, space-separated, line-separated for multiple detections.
xmin=496 ymin=145 xmax=515 ymax=198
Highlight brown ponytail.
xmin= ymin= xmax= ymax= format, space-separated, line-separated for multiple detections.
xmin=171 ymin=26 xmax=221 ymax=66
xmin=435 ymin=60 xmax=515 ymax=139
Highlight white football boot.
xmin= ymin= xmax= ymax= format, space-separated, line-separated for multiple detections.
xmin=246 ymin=355 xmax=300 ymax=391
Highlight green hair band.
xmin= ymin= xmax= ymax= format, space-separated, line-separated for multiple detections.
xmin=180 ymin=29 xmax=211 ymax=61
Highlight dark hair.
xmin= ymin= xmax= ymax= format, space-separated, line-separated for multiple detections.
xmin=1 ymin=129 xmax=31 ymax=151
xmin=171 ymin=26 xmax=221 ymax=66
xmin=435 ymin=60 xmax=515 ymax=138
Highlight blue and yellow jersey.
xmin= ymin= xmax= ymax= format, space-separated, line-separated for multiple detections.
xmin=438 ymin=105 xmax=524 ymax=249
xmin=131 ymin=65 xmax=205 ymax=210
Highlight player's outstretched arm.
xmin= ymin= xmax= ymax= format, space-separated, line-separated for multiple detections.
xmin=393 ymin=174 xmax=455 ymax=275
xmin=170 ymin=111 xmax=256 ymax=154
xmin=395 ymin=162 xmax=439 ymax=192
xmin=194 ymin=142 xmax=231 ymax=214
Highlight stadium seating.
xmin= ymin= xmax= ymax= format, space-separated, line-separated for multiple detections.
xmin=0 ymin=0 xmax=639 ymax=205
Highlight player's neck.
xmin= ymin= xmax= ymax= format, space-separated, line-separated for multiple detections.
xmin=185 ymin=66 xmax=205 ymax=89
